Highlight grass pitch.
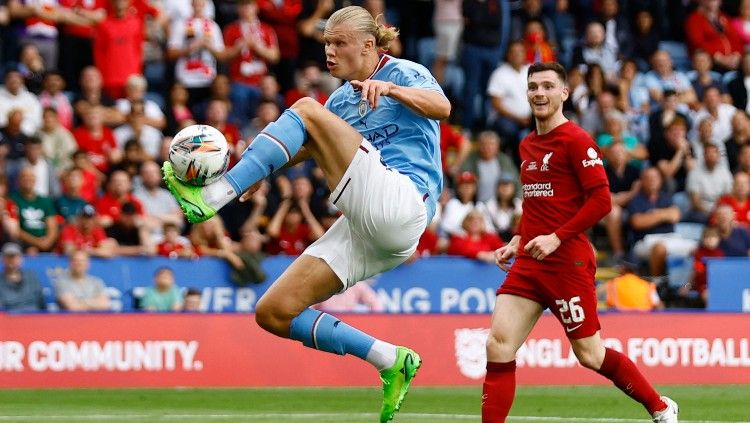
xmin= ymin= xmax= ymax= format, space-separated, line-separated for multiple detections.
xmin=0 ymin=385 xmax=748 ymax=422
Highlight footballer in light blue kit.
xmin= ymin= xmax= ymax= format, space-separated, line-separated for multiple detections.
xmin=162 ymin=6 xmax=451 ymax=422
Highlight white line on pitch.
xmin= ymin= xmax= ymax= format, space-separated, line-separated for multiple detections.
xmin=0 ymin=413 xmax=745 ymax=423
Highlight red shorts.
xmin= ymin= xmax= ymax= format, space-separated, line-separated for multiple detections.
xmin=497 ymin=262 xmax=601 ymax=339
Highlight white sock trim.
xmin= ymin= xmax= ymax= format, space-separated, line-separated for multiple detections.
xmin=203 ymin=177 xmax=237 ymax=210
xmin=366 ymin=340 xmax=398 ymax=371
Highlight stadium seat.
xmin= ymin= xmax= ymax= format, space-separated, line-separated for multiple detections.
xmin=667 ymin=255 xmax=694 ymax=288
xmin=658 ymin=41 xmax=691 ymax=72
xmin=675 ymin=222 xmax=705 ymax=242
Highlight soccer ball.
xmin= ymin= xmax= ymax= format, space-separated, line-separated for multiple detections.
xmin=168 ymin=124 xmax=230 ymax=186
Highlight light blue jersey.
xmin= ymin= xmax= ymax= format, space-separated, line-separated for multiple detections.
xmin=325 ymin=55 xmax=444 ymax=222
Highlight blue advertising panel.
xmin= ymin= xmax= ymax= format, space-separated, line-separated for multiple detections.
xmin=706 ymin=258 xmax=750 ymax=312
xmin=22 ymin=255 xmax=507 ymax=313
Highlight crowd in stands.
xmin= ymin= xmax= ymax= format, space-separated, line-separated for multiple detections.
xmin=1 ymin=0 xmax=750 ymax=313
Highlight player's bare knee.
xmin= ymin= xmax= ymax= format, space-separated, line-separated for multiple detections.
xmin=290 ymin=97 xmax=324 ymax=122
xmin=573 ymin=346 xmax=604 ymax=370
xmin=486 ymin=332 xmax=517 ymax=362
xmin=255 ymin=296 xmax=293 ymax=337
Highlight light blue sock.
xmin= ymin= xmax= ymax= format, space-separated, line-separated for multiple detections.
xmin=289 ymin=308 xmax=375 ymax=360
xmin=224 ymin=109 xmax=306 ymax=193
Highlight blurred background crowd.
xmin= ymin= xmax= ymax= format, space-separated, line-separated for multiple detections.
xmin=1 ymin=0 xmax=750 ymax=312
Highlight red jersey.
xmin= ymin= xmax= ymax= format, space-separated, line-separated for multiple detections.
xmin=266 ymin=223 xmax=311 ymax=255
xmin=60 ymin=223 xmax=108 ymax=250
xmin=715 ymin=195 xmax=750 ymax=227
xmin=691 ymin=247 xmax=724 ymax=294
xmin=256 ymin=0 xmax=302 ymax=60
xmin=73 ymin=126 xmax=117 ymax=172
xmin=94 ymin=14 xmax=143 ymax=89
xmin=157 ymin=241 xmax=188 ymax=257
xmin=94 ymin=193 xmax=144 ymax=221
xmin=284 ymin=88 xmax=328 ymax=108
xmin=224 ymin=20 xmax=278 ymax=87
xmin=439 ymin=121 xmax=465 ymax=171
xmin=516 ymin=121 xmax=610 ymax=270
xmin=448 ymin=233 xmax=504 ymax=259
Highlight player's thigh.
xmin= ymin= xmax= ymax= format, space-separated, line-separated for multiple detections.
xmin=258 ymin=254 xmax=343 ymax=319
xmin=486 ymin=293 xmax=544 ymax=362
xmin=290 ymin=97 xmax=362 ymax=190
xmin=540 ymin=269 xmax=601 ymax=340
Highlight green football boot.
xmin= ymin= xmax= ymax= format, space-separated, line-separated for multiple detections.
xmin=162 ymin=161 xmax=216 ymax=223
xmin=379 ymin=346 xmax=422 ymax=423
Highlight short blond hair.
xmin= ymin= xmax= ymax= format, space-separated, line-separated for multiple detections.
xmin=326 ymin=6 xmax=399 ymax=51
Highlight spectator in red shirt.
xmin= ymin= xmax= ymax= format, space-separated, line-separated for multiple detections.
xmin=59 ymin=204 xmax=115 ymax=257
xmin=256 ymin=0 xmax=302 ymax=91
xmin=189 ymin=215 xmax=232 ymax=257
xmin=73 ymin=104 xmax=121 ymax=172
xmin=94 ymin=170 xmax=144 ymax=228
xmin=70 ymin=150 xmax=103 ymax=204
xmin=93 ymin=0 xmax=145 ymax=99
xmin=715 ymin=171 xmax=750 ymax=227
xmin=447 ymin=209 xmax=504 ymax=263
xmin=284 ymin=62 xmax=330 ymax=108
xmin=0 ymin=176 xmax=20 ymax=245
xmin=156 ymin=221 xmax=194 ymax=258
xmin=681 ymin=225 xmax=723 ymax=307
xmin=204 ymin=99 xmax=243 ymax=168
xmin=265 ymin=188 xmax=324 ymax=256
xmin=224 ymin=0 xmax=280 ymax=128
xmin=685 ymin=0 xmax=744 ymax=71
xmin=439 ymin=121 xmax=471 ymax=185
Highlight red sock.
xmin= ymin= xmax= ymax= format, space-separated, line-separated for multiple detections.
xmin=482 ymin=361 xmax=516 ymax=423
xmin=596 ymin=348 xmax=666 ymax=414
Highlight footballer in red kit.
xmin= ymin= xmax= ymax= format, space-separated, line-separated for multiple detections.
xmin=481 ymin=62 xmax=679 ymax=423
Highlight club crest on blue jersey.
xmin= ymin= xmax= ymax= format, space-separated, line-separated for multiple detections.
xmin=358 ymin=100 xmax=368 ymax=117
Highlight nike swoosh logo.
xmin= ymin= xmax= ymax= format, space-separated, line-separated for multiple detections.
xmin=183 ymin=198 xmax=206 ymax=218
xmin=565 ymin=324 xmax=583 ymax=333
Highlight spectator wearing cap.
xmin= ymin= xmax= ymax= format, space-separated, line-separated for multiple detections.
xmin=460 ymin=131 xmax=519 ymax=202
xmin=0 ymin=70 xmax=42 ymax=137
xmin=440 ymin=171 xmax=493 ymax=237
xmin=59 ymin=204 xmax=115 ymax=258
xmin=10 ymin=167 xmax=58 ymax=253
xmin=37 ymin=107 xmax=77 ymax=171
xmin=95 ymin=170 xmax=145 ymax=229
xmin=54 ymin=250 xmax=110 ymax=312
xmin=483 ymin=173 xmax=522 ymax=242
xmin=140 ymin=267 xmax=183 ymax=312
xmin=0 ymin=242 xmax=45 ymax=312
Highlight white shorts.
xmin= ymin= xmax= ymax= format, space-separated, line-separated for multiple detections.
xmin=433 ymin=21 xmax=463 ymax=61
xmin=632 ymin=232 xmax=697 ymax=259
xmin=304 ymin=140 xmax=428 ymax=290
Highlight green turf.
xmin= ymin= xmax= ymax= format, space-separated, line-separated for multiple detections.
xmin=0 ymin=385 xmax=748 ymax=422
